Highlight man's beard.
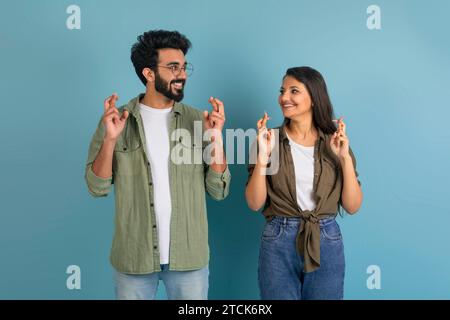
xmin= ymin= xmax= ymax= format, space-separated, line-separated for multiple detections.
xmin=154 ymin=72 xmax=185 ymax=102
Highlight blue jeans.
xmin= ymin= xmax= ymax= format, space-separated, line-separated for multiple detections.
xmin=114 ymin=264 xmax=209 ymax=300
xmin=258 ymin=216 xmax=345 ymax=300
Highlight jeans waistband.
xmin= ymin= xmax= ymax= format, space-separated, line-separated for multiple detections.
xmin=271 ymin=215 xmax=336 ymax=226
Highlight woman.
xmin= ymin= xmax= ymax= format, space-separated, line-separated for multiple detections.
xmin=245 ymin=66 xmax=363 ymax=300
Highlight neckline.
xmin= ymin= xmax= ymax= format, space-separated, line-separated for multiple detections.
xmin=139 ymin=103 xmax=172 ymax=114
xmin=285 ymin=131 xmax=315 ymax=148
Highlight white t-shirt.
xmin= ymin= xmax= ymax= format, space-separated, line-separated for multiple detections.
xmin=139 ymin=103 xmax=172 ymax=265
xmin=286 ymin=132 xmax=317 ymax=211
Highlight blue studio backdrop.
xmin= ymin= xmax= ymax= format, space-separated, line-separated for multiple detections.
xmin=1 ymin=0 xmax=450 ymax=299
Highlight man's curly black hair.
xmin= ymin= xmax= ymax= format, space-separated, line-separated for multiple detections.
xmin=131 ymin=30 xmax=192 ymax=86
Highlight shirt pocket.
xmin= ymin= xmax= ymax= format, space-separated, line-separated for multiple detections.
xmin=175 ymin=137 xmax=204 ymax=174
xmin=113 ymin=134 xmax=143 ymax=176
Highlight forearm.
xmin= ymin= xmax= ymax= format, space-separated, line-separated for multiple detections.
xmin=209 ymin=145 xmax=227 ymax=173
xmin=92 ymin=138 xmax=116 ymax=179
xmin=209 ymin=135 xmax=227 ymax=173
xmin=340 ymin=155 xmax=363 ymax=214
xmin=245 ymin=161 xmax=268 ymax=211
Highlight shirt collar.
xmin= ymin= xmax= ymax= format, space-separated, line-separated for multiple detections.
xmin=279 ymin=123 xmax=326 ymax=144
xmin=125 ymin=93 xmax=183 ymax=119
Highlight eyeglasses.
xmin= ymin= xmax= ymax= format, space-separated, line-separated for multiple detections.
xmin=156 ymin=63 xmax=194 ymax=77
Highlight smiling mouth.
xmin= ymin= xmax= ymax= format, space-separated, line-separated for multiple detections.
xmin=171 ymin=81 xmax=184 ymax=90
xmin=282 ymin=104 xmax=295 ymax=109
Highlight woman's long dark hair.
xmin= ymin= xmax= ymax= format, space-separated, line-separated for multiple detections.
xmin=282 ymin=66 xmax=337 ymax=135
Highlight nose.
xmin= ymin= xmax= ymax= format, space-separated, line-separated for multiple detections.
xmin=177 ymin=68 xmax=187 ymax=80
xmin=280 ymin=92 xmax=290 ymax=103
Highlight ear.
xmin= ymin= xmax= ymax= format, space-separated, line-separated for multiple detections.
xmin=142 ymin=67 xmax=155 ymax=83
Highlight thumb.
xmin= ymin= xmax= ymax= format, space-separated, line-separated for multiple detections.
xmin=120 ymin=110 xmax=129 ymax=121
xmin=203 ymin=110 xmax=209 ymax=121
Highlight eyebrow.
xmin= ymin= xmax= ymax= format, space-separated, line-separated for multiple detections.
xmin=280 ymin=86 xmax=300 ymax=90
xmin=165 ymin=61 xmax=187 ymax=66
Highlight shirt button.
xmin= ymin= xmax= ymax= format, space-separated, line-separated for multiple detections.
xmin=153 ymin=246 xmax=157 ymax=250
xmin=123 ymin=147 xmax=127 ymax=151
xmin=149 ymin=182 xmax=153 ymax=186
xmin=150 ymin=203 xmax=154 ymax=207
xmin=152 ymin=225 xmax=156 ymax=228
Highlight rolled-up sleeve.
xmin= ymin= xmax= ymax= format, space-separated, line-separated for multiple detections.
xmin=84 ymin=118 xmax=113 ymax=197
xmin=205 ymin=166 xmax=231 ymax=200
xmin=85 ymin=164 xmax=112 ymax=197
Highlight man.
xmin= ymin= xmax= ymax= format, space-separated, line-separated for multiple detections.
xmin=85 ymin=30 xmax=230 ymax=300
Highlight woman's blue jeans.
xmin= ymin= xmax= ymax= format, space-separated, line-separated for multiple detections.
xmin=258 ymin=216 xmax=345 ymax=300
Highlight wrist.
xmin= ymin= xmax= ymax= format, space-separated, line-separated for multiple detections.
xmin=339 ymin=154 xmax=353 ymax=165
xmin=208 ymin=129 xmax=223 ymax=143
xmin=103 ymin=136 xmax=118 ymax=145
xmin=256 ymin=156 xmax=269 ymax=168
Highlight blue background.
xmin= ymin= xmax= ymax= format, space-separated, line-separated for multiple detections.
xmin=1 ymin=0 xmax=449 ymax=299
